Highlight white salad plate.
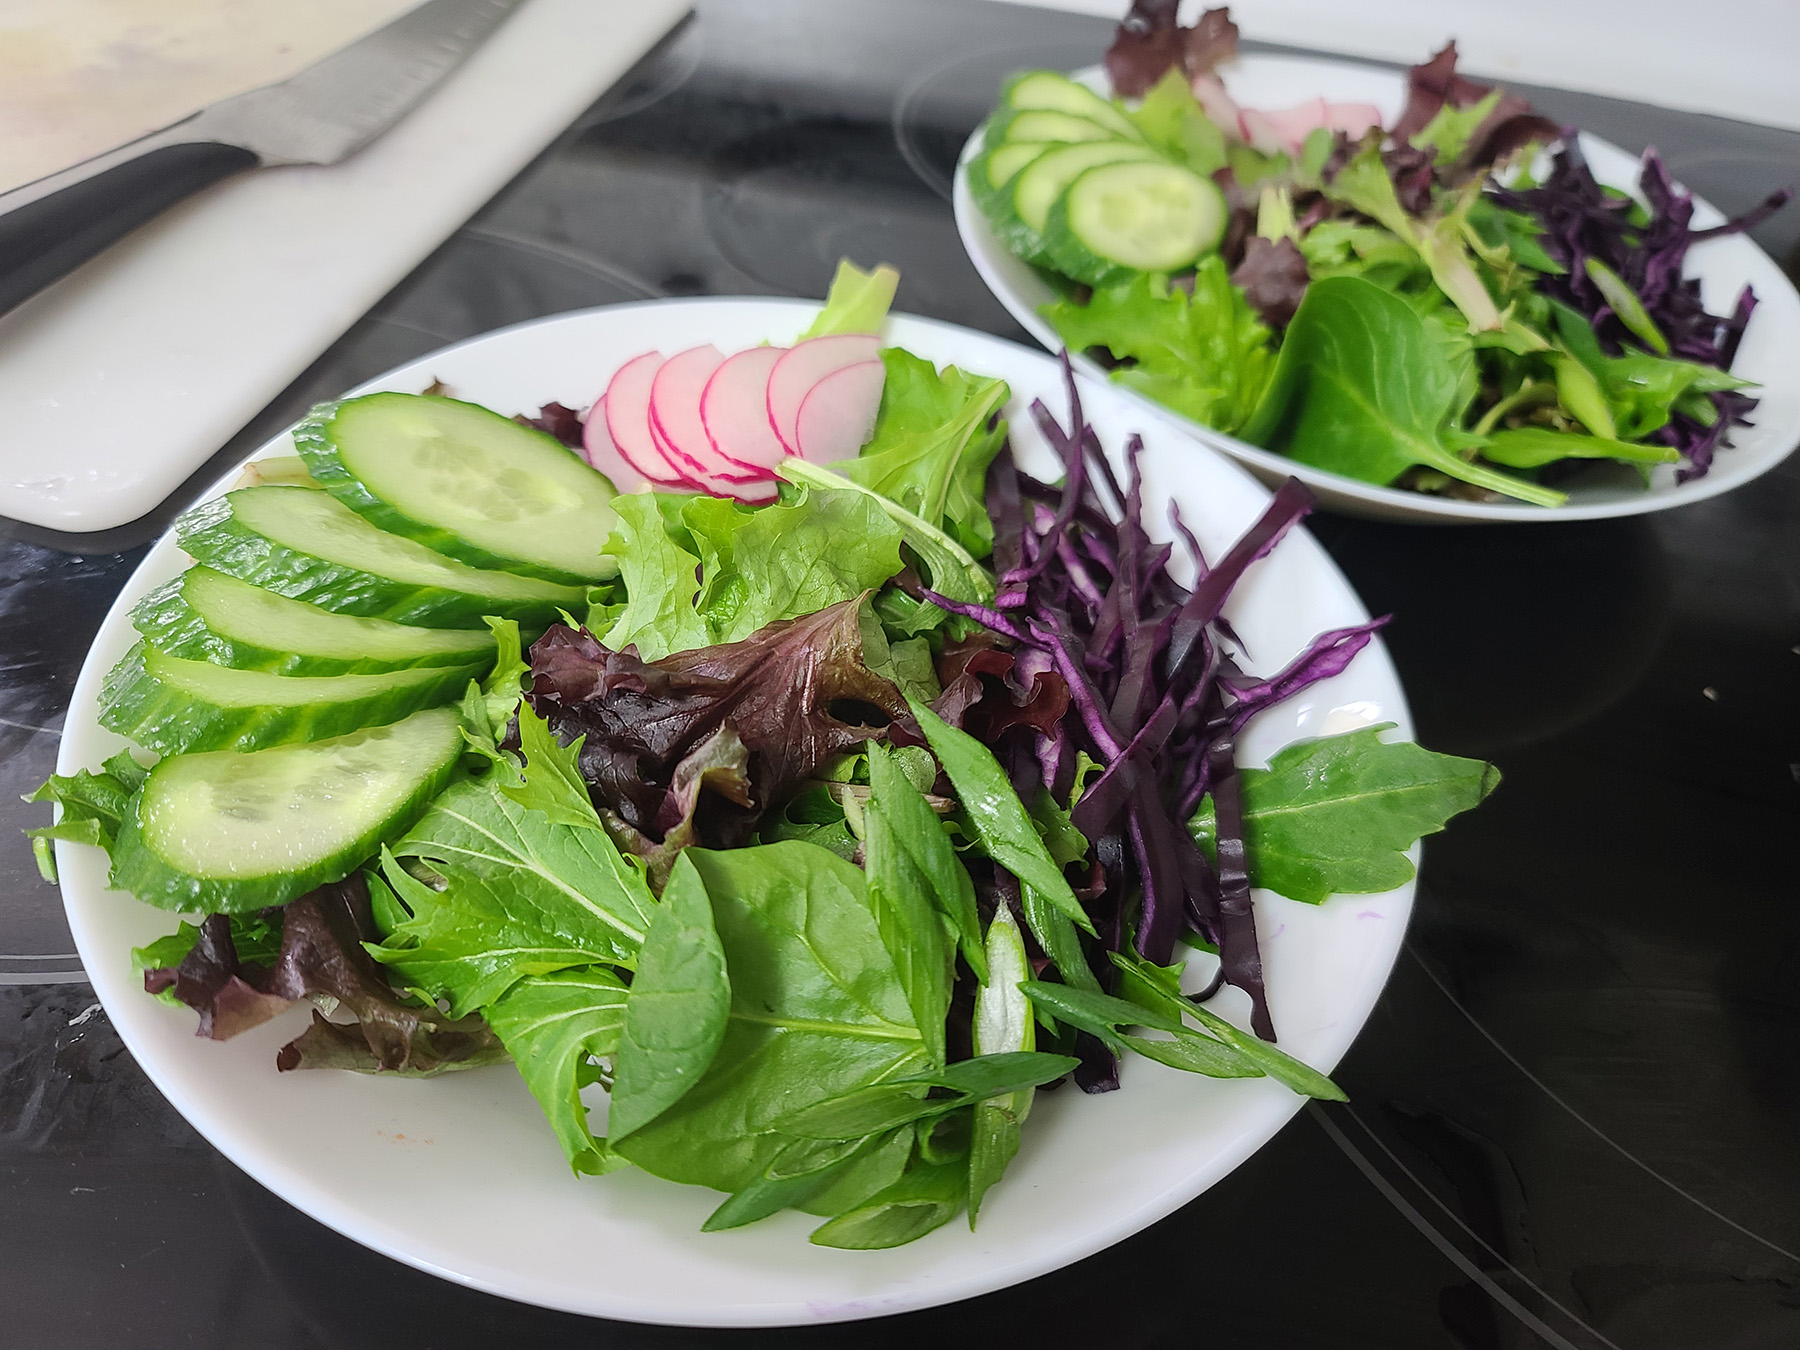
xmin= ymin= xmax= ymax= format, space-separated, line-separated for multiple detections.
xmin=57 ymin=299 xmax=1413 ymax=1326
xmin=954 ymin=56 xmax=1800 ymax=524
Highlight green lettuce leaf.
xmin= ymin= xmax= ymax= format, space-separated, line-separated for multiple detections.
xmin=24 ymin=748 xmax=146 ymax=882
xmin=834 ymin=349 xmax=1010 ymax=557
xmin=601 ymin=492 xmax=709 ymax=660
xmin=1127 ymin=67 xmax=1227 ymax=174
xmin=1043 ymin=264 xmax=1276 ymax=435
xmin=1187 ymin=724 xmax=1499 ymax=905
xmin=799 ymin=259 xmax=900 ymax=340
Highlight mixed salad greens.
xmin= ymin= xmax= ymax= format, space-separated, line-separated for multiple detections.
xmin=968 ymin=2 xmax=1791 ymax=504
xmin=30 ymin=264 xmax=1496 ymax=1249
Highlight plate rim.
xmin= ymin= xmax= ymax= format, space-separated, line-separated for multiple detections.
xmin=953 ymin=53 xmax=1800 ymax=525
xmin=55 ymin=296 xmax=1417 ymax=1326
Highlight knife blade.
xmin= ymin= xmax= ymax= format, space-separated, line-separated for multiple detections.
xmin=0 ymin=0 xmax=525 ymax=318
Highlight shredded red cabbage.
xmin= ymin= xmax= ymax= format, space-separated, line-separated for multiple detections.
xmin=950 ymin=358 xmax=1389 ymax=1057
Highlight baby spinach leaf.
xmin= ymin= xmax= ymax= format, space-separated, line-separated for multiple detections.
xmin=868 ymin=740 xmax=986 ymax=984
xmin=834 ymin=349 xmax=1010 ymax=557
xmin=808 ymin=1155 xmax=969 ymax=1249
xmin=483 ymin=964 xmax=631 ymax=1175
xmin=1043 ymin=264 xmax=1275 ymax=436
xmin=607 ymin=852 xmax=731 ymax=1141
xmin=614 ymin=841 xmax=932 ymax=1194
xmin=1187 ymin=724 xmax=1499 ymax=906
xmin=1240 ymin=276 xmax=1564 ymax=505
xmin=910 ymin=700 xmax=1093 ymax=935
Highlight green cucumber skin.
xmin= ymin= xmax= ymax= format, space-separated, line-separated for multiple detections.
xmin=1041 ymin=191 xmax=1143 ymax=289
xmin=98 ymin=642 xmax=481 ymax=755
xmin=108 ymin=711 xmax=465 ymax=914
xmin=131 ymin=571 xmax=496 ymax=676
xmin=175 ymin=492 xmax=584 ymax=629
xmin=293 ymin=395 xmax=618 ymax=586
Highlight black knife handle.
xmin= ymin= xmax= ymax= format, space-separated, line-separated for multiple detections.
xmin=0 ymin=141 xmax=258 ymax=317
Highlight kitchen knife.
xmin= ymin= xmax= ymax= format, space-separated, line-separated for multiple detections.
xmin=0 ymin=0 xmax=525 ymax=319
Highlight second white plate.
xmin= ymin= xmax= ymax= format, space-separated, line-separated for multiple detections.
xmin=954 ymin=55 xmax=1800 ymax=524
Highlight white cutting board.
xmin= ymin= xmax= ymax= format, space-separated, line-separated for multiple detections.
xmin=0 ymin=0 xmax=691 ymax=533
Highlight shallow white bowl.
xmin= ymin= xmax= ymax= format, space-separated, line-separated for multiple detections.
xmin=955 ymin=56 xmax=1800 ymax=524
xmin=58 ymin=299 xmax=1412 ymax=1325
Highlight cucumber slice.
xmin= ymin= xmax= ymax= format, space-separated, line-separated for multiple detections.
xmin=1012 ymin=140 xmax=1163 ymax=235
xmin=132 ymin=567 xmax=498 ymax=675
xmin=986 ymin=142 xmax=1053 ymax=190
xmin=110 ymin=705 xmax=465 ymax=913
xmin=993 ymin=109 xmax=1122 ymax=147
xmin=1046 ymin=160 xmax=1228 ymax=281
xmin=175 ymin=485 xmax=586 ymax=628
xmin=1002 ymin=71 xmax=1141 ymax=140
xmin=99 ymin=642 xmax=482 ymax=755
xmin=968 ymin=143 xmax=1052 ymax=231
xmin=296 ymin=394 xmax=619 ymax=585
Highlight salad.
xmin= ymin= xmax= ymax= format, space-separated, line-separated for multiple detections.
xmin=31 ymin=264 xmax=1494 ymax=1251
xmin=966 ymin=3 xmax=1791 ymax=505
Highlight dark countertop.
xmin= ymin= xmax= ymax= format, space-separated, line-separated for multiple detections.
xmin=4 ymin=2 xmax=1798 ymax=1345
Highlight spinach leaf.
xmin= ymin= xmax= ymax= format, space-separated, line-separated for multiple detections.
xmin=1043 ymin=264 xmax=1275 ymax=436
xmin=834 ymin=349 xmax=1010 ymax=557
xmin=1187 ymin=724 xmax=1498 ymax=906
xmin=1240 ymin=276 xmax=1564 ymax=505
xmin=607 ymin=852 xmax=731 ymax=1140
xmin=483 ymin=965 xmax=631 ymax=1175
xmin=909 ymin=700 xmax=1093 ymax=934
xmin=614 ymin=841 xmax=932 ymax=1193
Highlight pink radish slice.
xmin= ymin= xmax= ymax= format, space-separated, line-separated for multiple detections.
xmin=766 ymin=334 xmax=880 ymax=454
xmin=794 ymin=359 xmax=886 ymax=466
xmin=604 ymin=352 xmax=695 ymax=489
xmin=651 ymin=345 xmax=762 ymax=485
xmin=582 ymin=397 xmax=652 ymax=492
xmin=701 ymin=346 xmax=789 ymax=474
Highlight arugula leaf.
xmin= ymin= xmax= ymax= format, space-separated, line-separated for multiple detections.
xmin=24 ymin=749 xmax=145 ymax=882
xmin=808 ymin=1155 xmax=968 ymax=1249
xmin=909 ymin=700 xmax=1093 ymax=935
xmin=834 ymin=349 xmax=1010 ymax=557
xmin=868 ymin=740 xmax=986 ymax=984
xmin=1020 ymin=981 xmax=1264 ymax=1080
xmin=1241 ymin=276 xmax=1564 ymax=505
xmin=614 ymin=841 xmax=932 ymax=1193
xmin=498 ymin=699 xmax=602 ymax=829
xmin=1187 ymin=724 xmax=1499 ymax=905
xmin=799 ymin=259 xmax=899 ymax=340
xmin=607 ymin=851 xmax=731 ymax=1140
xmin=482 ymin=965 xmax=631 ymax=1175
xmin=373 ymin=751 xmax=658 ymax=1012
xmin=1109 ymin=951 xmax=1345 ymax=1100
xmin=601 ymin=492 xmax=709 ymax=660
xmin=1043 ymin=264 xmax=1275 ymax=436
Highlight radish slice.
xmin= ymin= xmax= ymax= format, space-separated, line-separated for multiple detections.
xmin=701 ymin=346 xmax=788 ymax=474
xmin=604 ymin=352 xmax=694 ymax=489
xmin=795 ymin=359 xmax=886 ymax=466
xmin=767 ymin=334 xmax=880 ymax=454
xmin=652 ymin=345 xmax=762 ymax=485
xmin=582 ymin=396 xmax=653 ymax=492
